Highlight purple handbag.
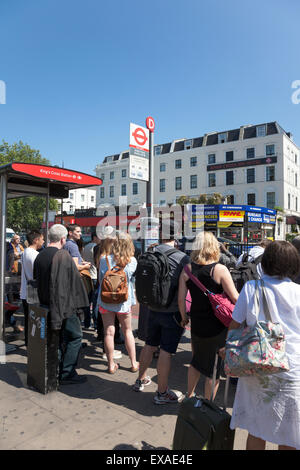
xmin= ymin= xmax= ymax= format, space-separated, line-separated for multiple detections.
xmin=184 ymin=264 xmax=234 ymax=327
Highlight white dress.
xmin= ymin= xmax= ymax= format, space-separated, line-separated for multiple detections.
xmin=230 ymin=275 xmax=300 ymax=449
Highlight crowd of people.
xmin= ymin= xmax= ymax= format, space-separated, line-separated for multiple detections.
xmin=5 ymin=223 xmax=300 ymax=450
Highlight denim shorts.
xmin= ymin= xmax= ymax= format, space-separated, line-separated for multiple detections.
xmin=145 ymin=310 xmax=184 ymax=354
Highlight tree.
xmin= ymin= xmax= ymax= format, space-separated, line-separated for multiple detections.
xmin=177 ymin=193 xmax=224 ymax=206
xmin=0 ymin=140 xmax=58 ymax=231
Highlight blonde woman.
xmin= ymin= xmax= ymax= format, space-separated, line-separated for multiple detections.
xmin=178 ymin=231 xmax=239 ymax=400
xmin=98 ymin=232 xmax=138 ymax=374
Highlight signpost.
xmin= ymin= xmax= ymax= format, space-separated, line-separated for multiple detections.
xmin=129 ymin=123 xmax=149 ymax=182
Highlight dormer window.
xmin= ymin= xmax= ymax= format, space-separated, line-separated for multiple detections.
xmin=184 ymin=139 xmax=192 ymax=150
xmin=218 ymin=132 xmax=227 ymax=144
xmin=256 ymin=125 xmax=266 ymax=137
xmin=155 ymin=146 xmax=162 ymax=156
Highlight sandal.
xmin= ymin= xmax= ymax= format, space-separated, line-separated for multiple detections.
xmin=108 ymin=363 xmax=119 ymax=374
xmin=130 ymin=363 xmax=139 ymax=373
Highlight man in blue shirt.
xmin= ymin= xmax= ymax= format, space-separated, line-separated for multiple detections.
xmin=64 ymin=224 xmax=91 ymax=272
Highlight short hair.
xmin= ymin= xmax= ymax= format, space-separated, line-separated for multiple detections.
xmin=27 ymin=230 xmax=42 ymax=246
xmin=191 ymin=231 xmax=220 ymax=264
xmin=67 ymin=224 xmax=80 ymax=235
xmin=91 ymin=230 xmax=97 ymax=241
xmin=261 ymin=241 xmax=300 ymax=280
xmin=292 ymin=236 xmax=300 ymax=253
xmin=49 ymin=224 xmax=68 ymax=243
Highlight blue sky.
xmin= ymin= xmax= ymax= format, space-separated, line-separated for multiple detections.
xmin=0 ymin=0 xmax=300 ymax=175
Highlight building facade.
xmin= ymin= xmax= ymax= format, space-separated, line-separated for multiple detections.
xmin=57 ymin=187 xmax=97 ymax=214
xmin=95 ymin=122 xmax=300 ymax=219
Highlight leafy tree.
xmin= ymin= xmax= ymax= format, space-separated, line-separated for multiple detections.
xmin=0 ymin=140 xmax=58 ymax=231
xmin=177 ymin=193 xmax=224 ymax=206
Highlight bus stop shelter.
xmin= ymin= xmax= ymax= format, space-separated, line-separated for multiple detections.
xmin=0 ymin=162 xmax=103 ymax=355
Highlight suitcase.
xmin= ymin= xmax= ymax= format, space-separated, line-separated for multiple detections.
xmin=173 ymin=355 xmax=235 ymax=450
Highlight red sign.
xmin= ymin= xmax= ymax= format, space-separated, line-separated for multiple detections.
xmin=12 ymin=163 xmax=103 ymax=186
xmin=146 ymin=116 xmax=155 ymax=132
xmin=132 ymin=127 xmax=148 ymax=147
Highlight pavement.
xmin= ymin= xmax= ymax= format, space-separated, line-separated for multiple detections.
xmin=0 ymin=307 xmax=277 ymax=451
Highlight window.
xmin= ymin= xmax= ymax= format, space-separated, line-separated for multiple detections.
xmin=288 ymin=193 xmax=291 ymax=210
xmin=266 ymin=166 xmax=275 ymax=181
xmin=100 ymin=173 xmax=105 ymax=181
xmin=247 ymin=148 xmax=255 ymax=159
xmin=256 ymin=125 xmax=266 ymax=137
xmin=226 ymin=171 xmax=234 ymax=185
xmin=100 ymin=187 xmax=105 ymax=199
xmin=110 ymin=171 xmax=114 ymax=180
xmin=296 ymin=197 xmax=298 ymax=212
xmin=175 ymin=177 xmax=182 ymax=190
xmin=218 ymin=132 xmax=227 ymax=144
xmin=266 ymin=144 xmax=275 ymax=155
xmin=81 ymin=206 xmax=84 ymax=210
xmin=226 ymin=151 xmax=234 ymax=162
xmin=132 ymin=182 xmax=138 ymax=195
xmin=109 ymin=186 xmax=114 ymax=198
xmin=121 ymin=169 xmax=127 ymax=178
xmin=160 ymin=200 xmax=166 ymax=206
xmin=91 ymin=196 xmax=95 ymax=202
xmin=184 ymin=139 xmax=192 ymax=150
xmin=175 ymin=159 xmax=182 ymax=169
xmin=247 ymin=193 xmax=256 ymax=205
xmin=81 ymin=194 xmax=85 ymax=202
xmin=160 ymin=179 xmax=166 ymax=192
xmin=296 ymin=173 xmax=298 ymax=187
xmin=160 ymin=163 xmax=166 ymax=172
xmin=208 ymin=173 xmax=216 ymax=187
xmin=69 ymin=205 xmax=73 ymax=212
xmin=295 ymin=154 xmax=298 ymax=165
xmin=155 ymin=146 xmax=162 ymax=156
xmin=266 ymin=192 xmax=275 ymax=209
xmin=70 ymin=193 xmax=74 ymax=200
xmin=247 ymin=168 xmax=255 ymax=183
xmin=121 ymin=184 xmax=126 ymax=196
xmin=208 ymin=154 xmax=215 ymax=164
xmin=190 ymin=156 xmax=197 ymax=167
xmin=190 ymin=175 xmax=197 ymax=189
xmin=227 ymin=195 xmax=235 ymax=204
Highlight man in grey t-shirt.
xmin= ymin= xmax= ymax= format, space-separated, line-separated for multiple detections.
xmin=133 ymin=220 xmax=189 ymax=404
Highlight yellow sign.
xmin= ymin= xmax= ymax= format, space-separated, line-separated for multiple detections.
xmin=217 ymin=222 xmax=232 ymax=228
xmin=219 ymin=210 xmax=245 ymax=222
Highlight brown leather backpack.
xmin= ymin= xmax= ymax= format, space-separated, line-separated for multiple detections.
xmin=101 ymin=256 xmax=128 ymax=304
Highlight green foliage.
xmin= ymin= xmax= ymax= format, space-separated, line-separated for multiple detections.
xmin=286 ymin=233 xmax=299 ymax=242
xmin=0 ymin=140 xmax=58 ymax=231
xmin=176 ymin=193 xmax=224 ymax=206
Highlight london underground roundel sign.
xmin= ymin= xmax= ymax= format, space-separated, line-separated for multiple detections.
xmin=146 ymin=116 xmax=155 ymax=132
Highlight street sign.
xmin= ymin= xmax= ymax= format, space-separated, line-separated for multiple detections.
xmin=146 ymin=116 xmax=155 ymax=133
xmin=129 ymin=123 xmax=149 ymax=182
xmin=130 ymin=123 xmax=149 ymax=152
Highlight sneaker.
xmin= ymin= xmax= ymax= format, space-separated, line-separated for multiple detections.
xmin=102 ymin=350 xmax=122 ymax=360
xmin=133 ymin=376 xmax=152 ymax=392
xmin=153 ymin=388 xmax=183 ymax=405
xmin=60 ymin=374 xmax=87 ymax=385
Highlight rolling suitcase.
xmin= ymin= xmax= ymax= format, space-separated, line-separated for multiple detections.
xmin=173 ymin=355 xmax=235 ymax=450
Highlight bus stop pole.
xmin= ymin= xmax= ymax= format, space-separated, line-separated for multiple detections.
xmin=45 ymin=183 xmax=49 ymax=247
xmin=0 ymin=174 xmax=7 ymax=344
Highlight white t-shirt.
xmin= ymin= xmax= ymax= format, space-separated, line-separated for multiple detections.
xmin=20 ymin=247 xmax=39 ymax=300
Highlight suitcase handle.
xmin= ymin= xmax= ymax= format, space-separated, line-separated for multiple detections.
xmin=211 ymin=353 xmax=229 ymax=411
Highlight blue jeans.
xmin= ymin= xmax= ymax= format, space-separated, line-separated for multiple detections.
xmin=59 ymin=313 xmax=83 ymax=379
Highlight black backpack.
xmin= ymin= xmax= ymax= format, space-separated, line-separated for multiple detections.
xmin=135 ymin=247 xmax=178 ymax=309
xmin=230 ymin=254 xmax=263 ymax=293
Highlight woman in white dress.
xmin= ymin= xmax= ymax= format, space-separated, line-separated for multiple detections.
xmin=222 ymin=241 xmax=300 ymax=450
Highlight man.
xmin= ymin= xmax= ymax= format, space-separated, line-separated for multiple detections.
xmin=34 ymin=224 xmax=89 ymax=385
xmin=20 ymin=230 xmax=44 ymax=346
xmin=82 ymin=231 xmax=100 ymax=329
xmin=133 ymin=220 xmax=190 ymax=404
xmin=63 ymin=224 xmax=91 ymax=272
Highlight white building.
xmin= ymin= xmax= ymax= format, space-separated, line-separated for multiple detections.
xmin=95 ymin=122 xmax=300 ymax=217
xmin=57 ymin=187 xmax=97 ymax=214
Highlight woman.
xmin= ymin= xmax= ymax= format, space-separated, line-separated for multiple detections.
xmin=223 ymin=241 xmax=300 ymax=450
xmin=178 ymin=231 xmax=239 ymax=400
xmin=98 ymin=232 xmax=138 ymax=374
